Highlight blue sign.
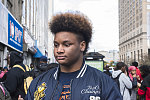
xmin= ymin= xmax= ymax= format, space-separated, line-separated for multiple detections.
xmin=8 ymin=13 xmax=23 ymax=52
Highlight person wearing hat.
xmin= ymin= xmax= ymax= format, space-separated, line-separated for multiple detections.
xmin=32 ymin=56 xmax=56 ymax=78
xmin=4 ymin=51 xmax=26 ymax=100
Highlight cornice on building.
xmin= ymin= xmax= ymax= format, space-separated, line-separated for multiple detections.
xmin=119 ymin=32 xmax=147 ymax=46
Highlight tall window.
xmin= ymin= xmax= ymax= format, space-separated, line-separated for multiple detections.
xmin=141 ymin=49 xmax=143 ymax=59
xmin=138 ymin=50 xmax=140 ymax=61
xmin=134 ymin=51 xmax=136 ymax=61
xmin=131 ymin=52 xmax=133 ymax=60
xmin=137 ymin=40 xmax=139 ymax=47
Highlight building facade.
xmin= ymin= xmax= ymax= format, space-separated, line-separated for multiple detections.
xmin=0 ymin=0 xmax=53 ymax=68
xmin=119 ymin=0 xmax=150 ymax=64
xmin=98 ymin=50 xmax=119 ymax=63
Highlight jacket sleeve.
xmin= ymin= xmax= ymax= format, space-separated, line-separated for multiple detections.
xmin=138 ymin=79 xmax=146 ymax=96
xmin=106 ymin=82 xmax=123 ymax=100
xmin=101 ymin=74 xmax=123 ymax=100
xmin=132 ymin=77 xmax=137 ymax=88
xmin=122 ymin=74 xmax=132 ymax=89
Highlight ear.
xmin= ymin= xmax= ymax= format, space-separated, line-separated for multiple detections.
xmin=80 ymin=41 xmax=86 ymax=52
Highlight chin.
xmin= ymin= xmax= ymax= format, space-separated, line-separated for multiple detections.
xmin=57 ymin=60 xmax=66 ymax=65
xmin=58 ymin=61 xmax=70 ymax=67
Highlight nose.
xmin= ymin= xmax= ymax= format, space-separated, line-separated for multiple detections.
xmin=57 ymin=45 xmax=64 ymax=53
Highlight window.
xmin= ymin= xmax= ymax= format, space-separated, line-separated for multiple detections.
xmin=140 ymin=38 xmax=143 ymax=46
xmin=141 ymin=49 xmax=143 ymax=59
xmin=131 ymin=52 xmax=133 ymax=59
xmin=140 ymin=28 xmax=142 ymax=33
xmin=134 ymin=51 xmax=136 ymax=61
xmin=140 ymin=13 xmax=142 ymax=19
xmin=140 ymin=20 xmax=142 ymax=25
xmin=137 ymin=40 xmax=139 ymax=47
xmin=147 ymin=5 xmax=150 ymax=9
xmin=138 ymin=50 xmax=139 ymax=61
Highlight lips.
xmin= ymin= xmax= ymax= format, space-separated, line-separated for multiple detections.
xmin=56 ymin=56 xmax=66 ymax=60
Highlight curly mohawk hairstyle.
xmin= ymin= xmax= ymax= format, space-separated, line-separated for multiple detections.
xmin=49 ymin=11 xmax=93 ymax=54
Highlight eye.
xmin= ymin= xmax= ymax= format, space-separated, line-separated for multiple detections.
xmin=64 ymin=43 xmax=72 ymax=47
xmin=54 ymin=43 xmax=59 ymax=48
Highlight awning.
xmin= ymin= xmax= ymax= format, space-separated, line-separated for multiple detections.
xmin=28 ymin=46 xmax=37 ymax=55
xmin=33 ymin=47 xmax=43 ymax=58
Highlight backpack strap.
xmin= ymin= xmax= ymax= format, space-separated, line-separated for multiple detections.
xmin=24 ymin=65 xmax=33 ymax=94
xmin=116 ymin=72 xmax=123 ymax=79
xmin=25 ymin=65 xmax=31 ymax=71
xmin=13 ymin=65 xmax=33 ymax=94
xmin=0 ymin=83 xmax=5 ymax=95
xmin=13 ymin=65 xmax=26 ymax=72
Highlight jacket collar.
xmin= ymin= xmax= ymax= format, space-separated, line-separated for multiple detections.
xmin=53 ymin=60 xmax=87 ymax=80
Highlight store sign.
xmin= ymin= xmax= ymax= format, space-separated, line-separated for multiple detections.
xmin=8 ymin=13 xmax=23 ymax=52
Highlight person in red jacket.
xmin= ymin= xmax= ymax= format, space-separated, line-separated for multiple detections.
xmin=138 ymin=65 xmax=150 ymax=100
xmin=132 ymin=61 xmax=143 ymax=82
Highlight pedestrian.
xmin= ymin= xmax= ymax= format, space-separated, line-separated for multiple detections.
xmin=103 ymin=64 xmax=112 ymax=77
xmin=32 ymin=56 xmax=56 ymax=78
xmin=128 ymin=66 xmax=140 ymax=100
xmin=0 ymin=66 xmax=8 ymax=79
xmin=30 ymin=63 xmax=34 ymax=70
xmin=112 ymin=62 xmax=132 ymax=100
xmin=138 ymin=65 xmax=150 ymax=100
xmin=47 ymin=63 xmax=58 ymax=69
xmin=132 ymin=61 xmax=143 ymax=82
xmin=4 ymin=51 xmax=27 ymax=100
xmin=25 ymin=11 xmax=122 ymax=100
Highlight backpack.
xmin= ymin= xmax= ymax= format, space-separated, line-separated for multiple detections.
xmin=13 ymin=65 xmax=33 ymax=94
xmin=0 ymin=82 xmax=11 ymax=100
xmin=113 ymin=72 xmax=127 ymax=96
xmin=112 ymin=72 xmax=122 ymax=91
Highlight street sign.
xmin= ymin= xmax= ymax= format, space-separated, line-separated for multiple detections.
xmin=85 ymin=60 xmax=104 ymax=71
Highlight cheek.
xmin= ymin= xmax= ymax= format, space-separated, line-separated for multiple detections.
xmin=53 ymin=48 xmax=57 ymax=56
xmin=131 ymin=71 xmax=136 ymax=74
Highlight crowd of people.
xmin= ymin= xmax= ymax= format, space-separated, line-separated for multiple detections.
xmin=0 ymin=51 xmax=58 ymax=100
xmin=104 ymin=61 xmax=150 ymax=100
xmin=0 ymin=11 xmax=149 ymax=100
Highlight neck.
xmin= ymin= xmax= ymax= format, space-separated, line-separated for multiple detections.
xmin=60 ymin=57 xmax=83 ymax=73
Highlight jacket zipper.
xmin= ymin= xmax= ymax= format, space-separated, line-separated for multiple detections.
xmin=50 ymin=81 xmax=59 ymax=100
xmin=70 ymin=79 xmax=73 ymax=100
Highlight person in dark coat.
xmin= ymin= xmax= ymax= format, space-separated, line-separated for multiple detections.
xmin=4 ymin=51 xmax=26 ymax=100
xmin=25 ymin=11 xmax=122 ymax=100
xmin=138 ymin=65 xmax=150 ymax=100
xmin=31 ymin=56 xmax=58 ymax=78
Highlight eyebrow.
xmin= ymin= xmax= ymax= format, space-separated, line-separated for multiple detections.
xmin=54 ymin=40 xmax=72 ymax=44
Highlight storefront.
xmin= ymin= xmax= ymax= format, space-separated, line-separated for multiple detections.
xmin=0 ymin=2 xmax=23 ymax=68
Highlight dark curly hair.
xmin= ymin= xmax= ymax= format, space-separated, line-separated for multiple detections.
xmin=115 ymin=62 xmax=125 ymax=70
xmin=49 ymin=11 xmax=93 ymax=55
xmin=139 ymin=65 xmax=150 ymax=78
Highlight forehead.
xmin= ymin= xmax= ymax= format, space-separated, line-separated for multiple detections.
xmin=54 ymin=32 xmax=78 ymax=42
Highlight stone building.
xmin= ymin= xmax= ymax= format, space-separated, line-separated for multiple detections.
xmin=119 ymin=0 xmax=150 ymax=64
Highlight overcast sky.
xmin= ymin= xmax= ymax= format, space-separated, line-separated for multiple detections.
xmin=53 ymin=0 xmax=119 ymax=52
